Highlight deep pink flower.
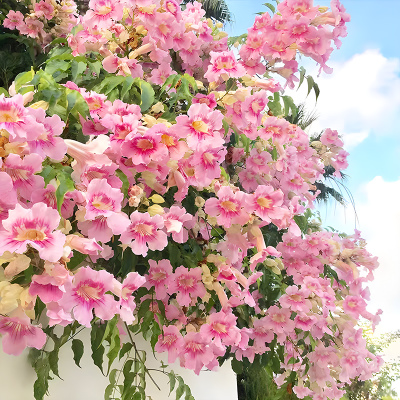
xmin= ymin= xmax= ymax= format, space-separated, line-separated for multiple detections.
xmin=205 ymin=186 xmax=249 ymax=228
xmin=0 ymin=311 xmax=46 ymax=355
xmin=174 ymin=103 xmax=224 ymax=149
xmin=3 ymin=10 xmax=24 ymax=30
xmin=0 ymin=203 xmax=66 ymax=262
xmin=204 ymin=51 xmax=246 ymax=82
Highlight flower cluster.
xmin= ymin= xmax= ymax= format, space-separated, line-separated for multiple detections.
xmin=0 ymin=1 xmax=383 ymax=400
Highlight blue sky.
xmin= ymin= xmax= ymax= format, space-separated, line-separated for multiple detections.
xmin=225 ymin=0 xmax=400 ymax=335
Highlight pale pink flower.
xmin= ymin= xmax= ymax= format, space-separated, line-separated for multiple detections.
xmin=145 ymin=259 xmax=173 ymax=300
xmin=200 ymin=311 xmax=241 ymax=349
xmin=181 ymin=331 xmax=214 ymax=375
xmin=0 ymin=203 xmax=65 ymax=263
xmin=0 ymin=310 xmax=46 ymax=355
xmin=342 ymin=295 xmax=366 ymax=319
xmin=19 ymin=17 xmax=44 ymax=39
xmin=279 ymin=286 xmax=311 ymax=313
xmin=0 ymin=94 xmax=26 ymax=137
xmin=168 ymin=266 xmax=206 ymax=307
xmin=0 ymin=172 xmax=17 ymax=221
xmin=29 ymin=263 xmax=71 ymax=303
xmin=120 ymin=212 xmax=168 ymax=256
xmin=59 ymin=266 xmax=119 ymax=327
xmin=264 ymin=305 xmax=294 ymax=334
xmin=155 ymin=325 xmax=184 ymax=364
xmin=162 ymin=206 xmax=194 ymax=243
xmin=246 ymin=185 xmax=286 ymax=224
xmin=115 ymin=272 xmax=146 ymax=324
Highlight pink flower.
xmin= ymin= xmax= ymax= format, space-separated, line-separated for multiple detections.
xmin=145 ymin=259 xmax=173 ymax=299
xmin=246 ymin=185 xmax=286 ymax=224
xmin=2 ymin=153 xmax=45 ymax=200
xmin=155 ymin=325 xmax=184 ymax=364
xmin=59 ymin=267 xmax=119 ymax=327
xmin=116 ymin=272 xmax=146 ymax=324
xmin=204 ymin=186 xmax=249 ymax=229
xmin=204 ymin=51 xmax=246 ymax=82
xmin=0 ymin=171 xmax=17 ymax=221
xmin=0 ymin=203 xmax=66 ymax=263
xmin=279 ymin=286 xmax=311 ymax=313
xmin=181 ymin=331 xmax=214 ymax=374
xmin=162 ymin=206 xmax=194 ymax=243
xmin=120 ymin=212 xmax=168 ymax=256
xmin=168 ymin=266 xmax=206 ymax=307
xmin=0 ymin=310 xmax=46 ymax=355
xmin=34 ymin=0 xmax=55 ymax=20
xmin=84 ymin=0 xmax=124 ymax=29
xmin=264 ymin=305 xmax=294 ymax=335
xmin=85 ymin=178 xmax=123 ymax=219
xmin=0 ymin=94 xmax=26 ymax=137
xmin=174 ymin=103 xmax=224 ymax=149
xmin=29 ymin=263 xmax=71 ymax=303
xmin=19 ymin=17 xmax=44 ymax=39
xmin=3 ymin=10 xmax=25 ymax=30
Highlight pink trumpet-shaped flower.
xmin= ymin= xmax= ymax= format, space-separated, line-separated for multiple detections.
xmin=59 ymin=267 xmax=119 ymax=327
xmin=0 ymin=310 xmax=46 ymax=355
xmin=155 ymin=325 xmax=184 ymax=364
xmin=0 ymin=203 xmax=65 ymax=262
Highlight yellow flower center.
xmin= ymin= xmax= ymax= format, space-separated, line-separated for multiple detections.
xmin=257 ymin=197 xmax=272 ymax=209
xmin=134 ymin=223 xmax=154 ymax=237
xmin=191 ymin=120 xmax=209 ymax=133
xmin=97 ymin=5 xmax=112 ymax=15
xmin=220 ymin=200 xmax=238 ymax=212
xmin=17 ymin=229 xmax=47 ymax=241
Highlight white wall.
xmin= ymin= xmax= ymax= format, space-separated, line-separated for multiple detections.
xmin=0 ymin=330 xmax=238 ymax=400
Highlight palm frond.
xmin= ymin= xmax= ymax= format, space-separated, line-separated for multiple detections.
xmin=181 ymin=0 xmax=233 ymax=23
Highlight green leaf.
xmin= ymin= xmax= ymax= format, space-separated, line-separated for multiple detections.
xmin=119 ymin=342 xmax=133 ymax=360
xmin=72 ymin=338 xmax=84 ymax=368
xmin=71 ymin=60 xmax=87 ymax=81
xmin=14 ymin=69 xmax=34 ymax=92
xmin=298 ymin=66 xmax=306 ymax=89
xmin=96 ymin=76 xmax=125 ymax=95
xmin=106 ymin=330 xmax=121 ymax=375
xmin=39 ymin=164 xmax=59 ymax=185
xmin=121 ymin=76 xmax=135 ymax=101
xmin=116 ymin=169 xmax=130 ymax=197
xmin=313 ymin=81 xmax=320 ymax=101
xmin=68 ymin=250 xmax=88 ymax=270
xmin=263 ymin=2 xmax=276 ymax=13
xmin=306 ymin=75 xmax=314 ymax=97
xmin=231 ymin=358 xmax=243 ymax=374
xmin=46 ymin=59 xmax=70 ymax=76
xmin=139 ymin=80 xmax=155 ymax=112
xmin=89 ymin=61 xmax=102 ymax=76
xmin=55 ymin=167 xmax=75 ymax=213
xmin=169 ymin=371 xmax=176 ymax=393
xmin=48 ymin=347 xmax=61 ymax=378
xmin=0 ymin=87 xmax=9 ymax=96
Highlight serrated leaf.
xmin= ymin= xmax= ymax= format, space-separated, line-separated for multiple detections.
xmin=72 ymin=338 xmax=84 ymax=368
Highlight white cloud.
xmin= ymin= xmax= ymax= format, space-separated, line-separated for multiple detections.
xmin=354 ymin=176 xmax=400 ymax=333
xmin=287 ymin=49 xmax=400 ymax=150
